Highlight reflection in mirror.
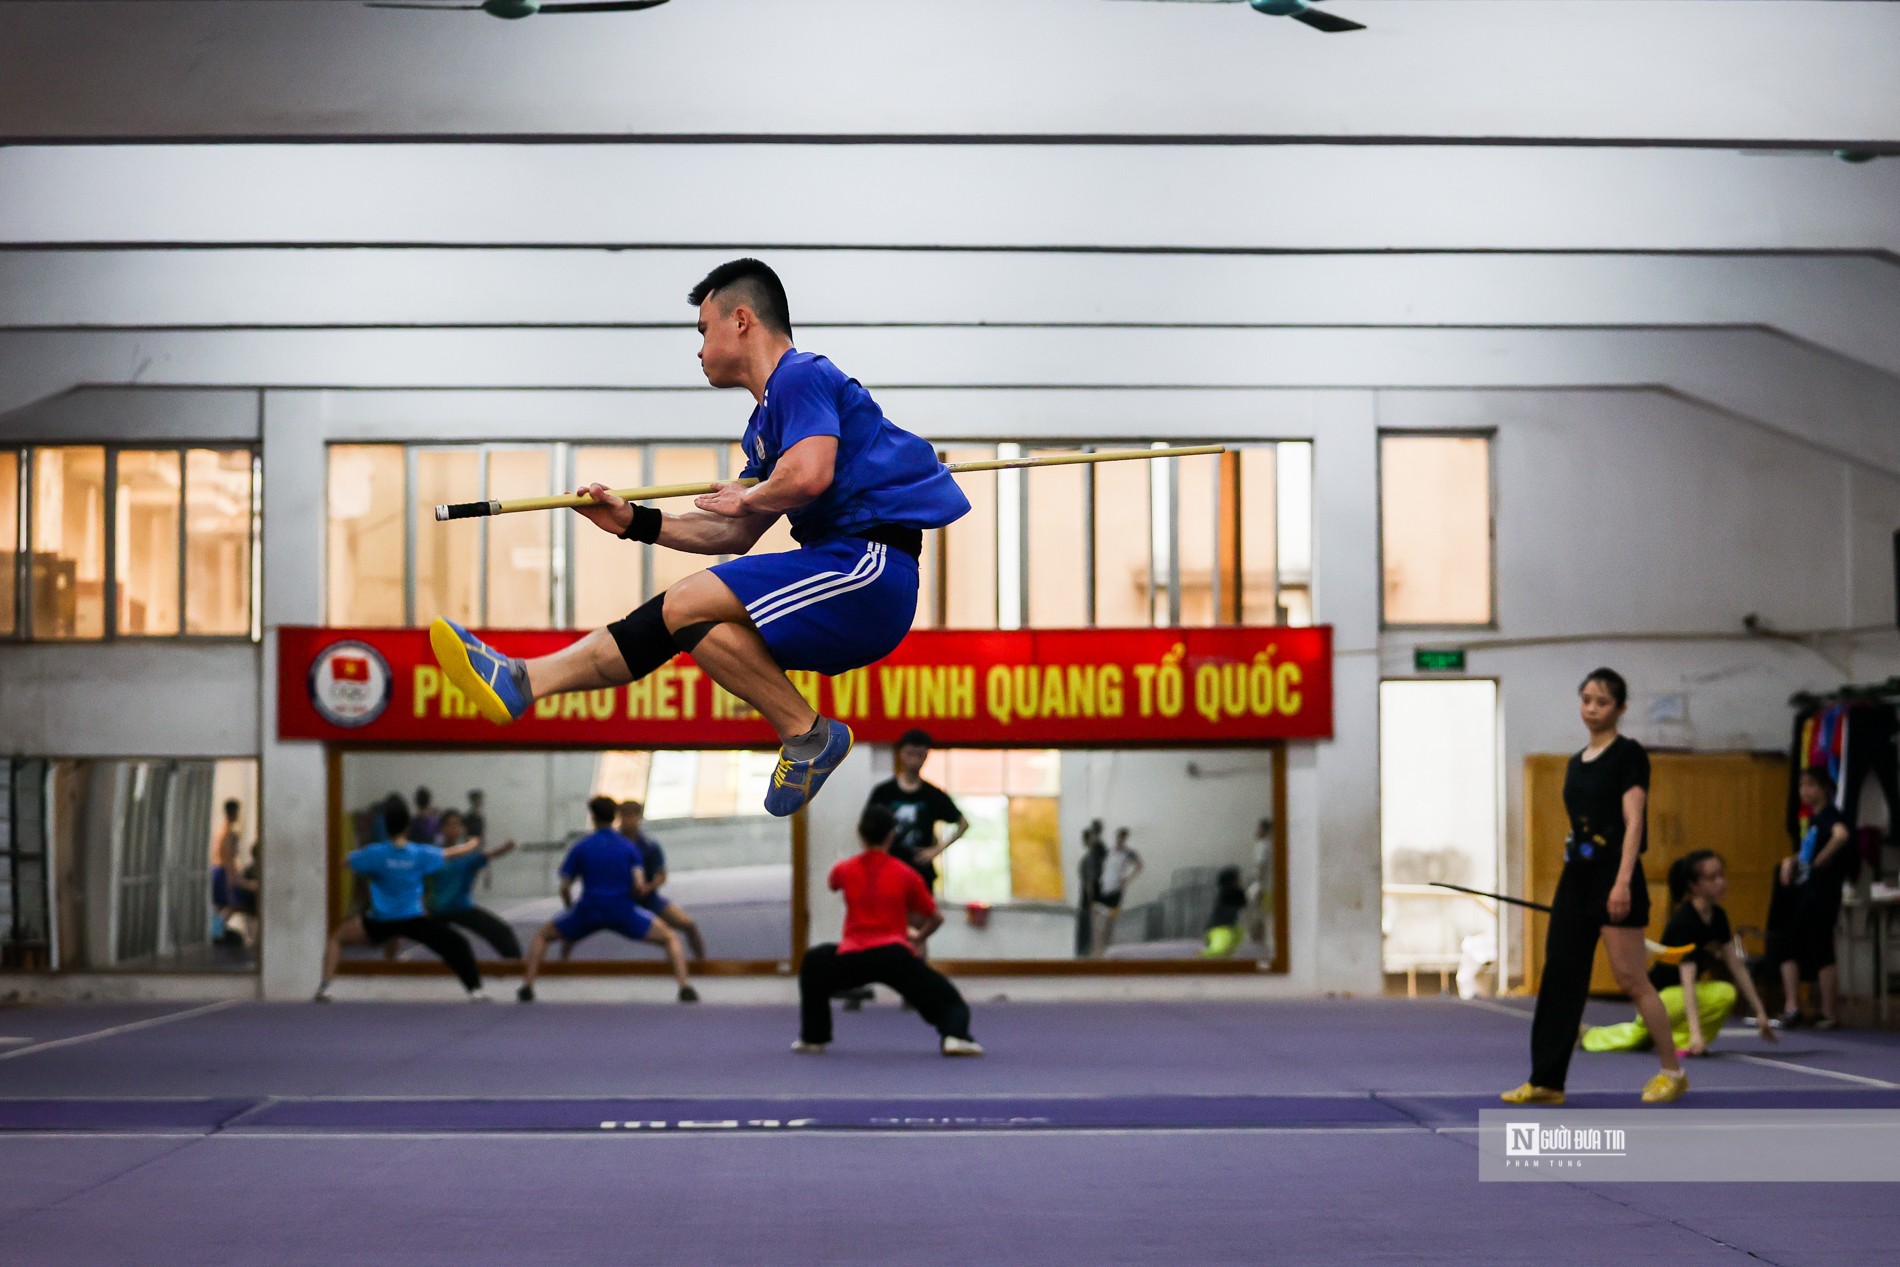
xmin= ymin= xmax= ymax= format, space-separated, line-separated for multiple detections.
xmin=4 ymin=757 xmax=260 ymax=971
xmin=337 ymin=749 xmax=790 ymax=967
xmin=856 ymin=745 xmax=1280 ymax=963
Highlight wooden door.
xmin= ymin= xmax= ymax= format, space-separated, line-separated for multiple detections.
xmin=1523 ymin=751 xmax=1787 ymax=994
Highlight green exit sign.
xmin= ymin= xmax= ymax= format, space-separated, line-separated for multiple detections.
xmin=1414 ymin=648 xmax=1467 ymax=672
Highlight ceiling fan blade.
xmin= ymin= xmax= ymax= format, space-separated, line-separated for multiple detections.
xmin=364 ymin=3 xmax=485 ymax=10
xmin=1292 ymin=7 xmax=1365 ymax=32
xmin=537 ymin=0 xmax=672 ymax=12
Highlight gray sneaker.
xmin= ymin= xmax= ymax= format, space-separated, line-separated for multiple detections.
xmin=940 ymin=1036 xmax=985 ymax=1057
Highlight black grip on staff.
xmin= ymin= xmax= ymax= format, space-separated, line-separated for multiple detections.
xmin=436 ymin=500 xmax=502 ymax=521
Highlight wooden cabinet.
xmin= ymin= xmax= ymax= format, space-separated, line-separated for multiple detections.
xmin=1523 ymin=751 xmax=1788 ymax=995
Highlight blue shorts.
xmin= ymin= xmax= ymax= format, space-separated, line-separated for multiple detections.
xmin=710 ymin=538 xmax=918 ymax=676
xmin=553 ymin=900 xmax=653 ymax=945
xmin=637 ymin=892 xmax=672 ymax=915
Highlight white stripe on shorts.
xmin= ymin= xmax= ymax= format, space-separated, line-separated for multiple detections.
xmin=746 ymin=542 xmax=881 ymax=626
xmin=752 ymin=544 xmax=888 ymax=630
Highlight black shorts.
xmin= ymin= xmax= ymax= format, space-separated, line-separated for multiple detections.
xmin=1095 ymin=890 xmax=1124 ymax=911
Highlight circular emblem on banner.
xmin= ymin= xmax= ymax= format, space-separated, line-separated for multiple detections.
xmin=308 ymin=640 xmax=393 ymax=728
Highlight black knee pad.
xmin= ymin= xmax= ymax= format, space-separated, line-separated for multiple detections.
xmin=607 ymin=593 xmax=679 ymax=680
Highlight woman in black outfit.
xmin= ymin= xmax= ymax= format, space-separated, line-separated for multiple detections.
xmin=1503 ymin=668 xmax=1688 ymax=1106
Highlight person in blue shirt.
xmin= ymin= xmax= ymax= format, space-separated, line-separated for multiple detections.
xmin=430 ymin=258 xmax=970 ymax=819
xmin=423 ymin=808 xmax=522 ymax=958
xmin=316 ymin=801 xmax=488 ymax=1002
xmin=517 ymin=796 xmax=697 ymax=1003
xmin=618 ymin=799 xmax=707 ymax=961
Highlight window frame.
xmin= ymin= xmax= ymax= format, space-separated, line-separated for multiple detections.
xmin=3 ymin=443 xmax=260 ymax=645
xmin=1376 ymin=428 xmax=1498 ymax=632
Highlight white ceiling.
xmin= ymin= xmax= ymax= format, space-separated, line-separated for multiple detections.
xmin=0 ymin=0 xmax=1895 ymax=145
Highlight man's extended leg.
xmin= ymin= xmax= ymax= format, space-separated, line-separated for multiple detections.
xmin=396 ymin=917 xmax=485 ymax=995
xmin=517 ymin=922 xmax=561 ymax=1001
xmin=315 ymin=917 xmax=365 ymax=1001
xmin=798 ymin=944 xmax=849 ymax=1047
xmin=643 ymin=922 xmax=698 ymax=1000
xmin=660 ymin=905 xmax=707 ymax=961
xmin=445 ymin=906 xmax=523 ymax=959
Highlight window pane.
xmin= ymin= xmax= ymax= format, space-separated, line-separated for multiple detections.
xmin=30 ymin=447 xmax=106 ymax=639
xmin=327 ymin=446 xmax=406 ymax=627
xmin=1093 ymin=454 xmax=1152 ymax=627
xmin=1239 ymin=446 xmax=1278 ymax=624
xmin=413 ymin=449 xmax=482 ymax=627
xmin=486 ymin=448 xmax=553 ymax=627
xmin=650 ymin=447 xmax=721 ymax=595
xmin=116 ymin=450 xmax=182 ymax=636
xmin=572 ymin=447 xmax=648 ymax=628
xmin=1026 ymin=449 xmax=1086 ymax=628
xmin=0 ymin=451 xmax=17 ymax=636
xmin=942 ymin=447 xmax=997 ymax=628
xmin=1176 ymin=452 xmax=1220 ymax=627
xmin=184 ymin=449 xmax=253 ymax=636
xmin=1277 ymin=442 xmax=1313 ymax=628
xmin=1381 ymin=435 xmax=1492 ymax=625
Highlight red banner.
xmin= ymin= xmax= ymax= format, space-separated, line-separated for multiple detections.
xmin=277 ymin=625 xmax=1332 ymax=747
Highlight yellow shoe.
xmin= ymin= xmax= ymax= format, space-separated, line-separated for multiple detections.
xmin=1641 ymin=1069 xmax=1688 ymax=1103
xmin=1500 ymin=1083 xmax=1565 ymax=1105
xmin=429 ymin=618 xmax=529 ymax=726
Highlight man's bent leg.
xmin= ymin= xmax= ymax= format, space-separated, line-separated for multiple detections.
xmin=798 ymin=944 xmax=845 ymax=1045
xmin=662 ymin=906 xmax=706 ymax=960
xmin=663 ymin=571 xmax=817 ymax=740
xmin=875 ymin=947 xmax=974 ymax=1041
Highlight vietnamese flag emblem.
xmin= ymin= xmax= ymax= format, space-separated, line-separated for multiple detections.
xmin=332 ymin=655 xmax=371 ymax=682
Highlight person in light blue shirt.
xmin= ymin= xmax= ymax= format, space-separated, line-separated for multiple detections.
xmin=424 ymin=808 xmax=521 ymax=958
xmin=316 ymin=801 xmax=487 ymax=1002
xmin=517 ymin=797 xmax=696 ymax=1004
xmin=430 ymin=258 xmax=969 ymax=821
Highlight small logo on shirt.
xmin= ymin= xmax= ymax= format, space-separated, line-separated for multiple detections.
xmin=309 ymin=640 xmax=393 ymax=728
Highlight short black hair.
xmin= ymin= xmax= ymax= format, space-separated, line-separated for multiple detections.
xmin=896 ymin=729 xmax=934 ymax=750
xmin=383 ymin=801 xmax=411 ymax=838
xmin=1579 ymin=667 xmax=1629 ymax=709
xmin=439 ymin=808 xmax=464 ymax=827
xmin=859 ymin=801 xmax=897 ymax=845
xmin=619 ymin=800 xmax=644 ymax=818
xmin=588 ymin=795 xmax=619 ymax=826
xmin=223 ymin=799 xmax=240 ymax=819
xmin=415 ymin=786 xmax=433 ymax=809
xmin=688 ymin=258 xmax=793 ymax=338
xmin=1801 ymin=768 xmax=1837 ymax=793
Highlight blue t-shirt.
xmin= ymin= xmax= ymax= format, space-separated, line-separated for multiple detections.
xmin=631 ymin=833 xmax=666 ymax=881
xmin=739 ymin=350 xmax=970 ymax=545
xmin=427 ymin=851 xmax=488 ymax=914
xmin=347 ymin=841 xmax=446 ymax=922
xmin=560 ymin=829 xmax=644 ymax=904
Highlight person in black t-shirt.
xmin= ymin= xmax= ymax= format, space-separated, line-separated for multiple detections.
xmin=1582 ymin=849 xmax=1778 ymax=1056
xmin=1770 ymin=769 xmax=1852 ymax=1029
xmin=866 ymin=730 xmax=968 ymax=891
xmin=1505 ymin=668 xmax=1689 ymax=1106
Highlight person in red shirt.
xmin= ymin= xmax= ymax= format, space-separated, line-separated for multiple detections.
xmin=794 ymin=801 xmax=982 ymax=1056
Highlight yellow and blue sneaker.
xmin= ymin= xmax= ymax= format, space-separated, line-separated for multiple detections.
xmin=763 ymin=719 xmax=853 ymax=817
xmin=429 ymin=618 xmax=531 ymax=725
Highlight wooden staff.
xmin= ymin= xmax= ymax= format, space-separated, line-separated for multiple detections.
xmin=433 ymin=445 xmax=1228 ymax=520
xmin=1429 ymin=881 xmax=1694 ymax=964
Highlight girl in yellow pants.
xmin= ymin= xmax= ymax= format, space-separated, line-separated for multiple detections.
xmin=1582 ymin=850 xmax=1777 ymax=1057
xmin=1582 ymin=980 xmax=1735 ymax=1053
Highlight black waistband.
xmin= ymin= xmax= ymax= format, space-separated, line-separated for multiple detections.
xmin=854 ymin=524 xmax=923 ymax=559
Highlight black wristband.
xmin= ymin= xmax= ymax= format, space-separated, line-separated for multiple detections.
xmin=619 ymin=505 xmax=662 ymax=544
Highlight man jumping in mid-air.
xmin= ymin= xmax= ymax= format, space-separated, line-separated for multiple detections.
xmin=431 ymin=258 xmax=969 ymax=816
